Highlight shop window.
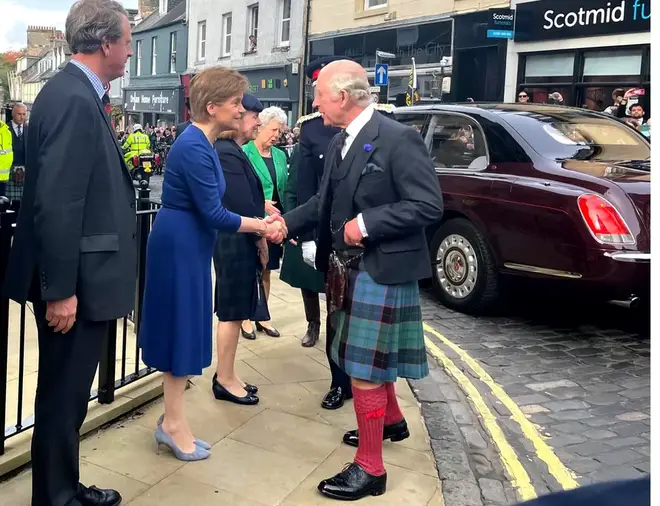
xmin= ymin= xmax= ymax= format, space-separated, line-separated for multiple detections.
xmin=524 ymin=53 xmax=574 ymax=84
xmin=582 ymin=49 xmax=643 ymax=83
xmin=429 ymin=114 xmax=488 ymax=170
xmin=523 ymin=87 xmax=573 ymax=106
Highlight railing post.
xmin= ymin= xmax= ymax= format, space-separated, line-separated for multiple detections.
xmin=0 ymin=197 xmax=14 ymax=455
xmin=134 ymin=183 xmax=151 ymax=336
xmin=97 ymin=321 xmax=117 ymax=404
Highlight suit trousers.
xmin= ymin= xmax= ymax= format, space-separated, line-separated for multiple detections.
xmin=300 ymin=289 xmax=320 ymax=323
xmin=325 ymin=298 xmax=351 ymax=393
xmin=31 ymin=301 xmax=108 ymax=506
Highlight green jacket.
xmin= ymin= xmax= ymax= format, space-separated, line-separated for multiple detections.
xmin=242 ymin=141 xmax=288 ymax=211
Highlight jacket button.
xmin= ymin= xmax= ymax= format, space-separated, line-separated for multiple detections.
xmin=132 ymin=233 xmax=136 ymax=239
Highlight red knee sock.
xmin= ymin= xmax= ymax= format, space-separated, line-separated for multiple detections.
xmin=384 ymin=382 xmax=404 ymax=425
xmin=353 ymin=385 xmax=387 ymax=476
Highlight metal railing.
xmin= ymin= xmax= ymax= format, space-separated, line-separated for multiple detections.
xmin=0 ymin=186 xmax=162 ymax=455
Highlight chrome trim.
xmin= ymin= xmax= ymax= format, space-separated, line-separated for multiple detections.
xmin=603 ymin=252 xmax=651 ymax=263
xmin=503 ymin=263 xmax=582 ymax=279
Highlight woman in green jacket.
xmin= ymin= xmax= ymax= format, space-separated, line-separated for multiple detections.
xmin=242 ymin=107 xmax=289 ymax=338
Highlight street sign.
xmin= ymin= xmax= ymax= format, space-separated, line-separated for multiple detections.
xmin=369 ymin=86 xmax=381 ymax=93
xmin=374 ymin=64 xmax=389 ymax=86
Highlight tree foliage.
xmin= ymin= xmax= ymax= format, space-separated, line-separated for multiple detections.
xmin=0 ymin=49 xmax=26 ymax=98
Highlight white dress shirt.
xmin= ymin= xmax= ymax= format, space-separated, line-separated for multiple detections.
xmin=341 ymin=104 xmax=375 ymax=238
xmin=12 ymin=121 xmax=23 ymax=137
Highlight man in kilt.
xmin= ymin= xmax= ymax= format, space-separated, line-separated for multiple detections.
xmin=281 ymin=60 xmax=443 ymax=500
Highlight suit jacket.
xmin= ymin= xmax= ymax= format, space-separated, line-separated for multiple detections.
xmin=284 ymin=111 xmax=444 ymax=285
xmin=10 ymin=123 xmax=27 ymax=166
xmin=175 ymin=120 xmax=191 ymax=137
xmin=4 ymin=63 xmax=137 ymax=322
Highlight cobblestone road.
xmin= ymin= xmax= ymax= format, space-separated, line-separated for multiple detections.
xmin=420 ymin=285 xmax=650 ymax=504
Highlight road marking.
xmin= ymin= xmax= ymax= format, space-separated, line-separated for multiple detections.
xmin=424 ymin=323 xmax=580 ymax=491
xmin=424 ymin=336 xmax=538 ymax=501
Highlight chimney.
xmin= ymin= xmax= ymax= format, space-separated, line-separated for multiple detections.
xmin=137 ymin=0 xmax=159 ymax=19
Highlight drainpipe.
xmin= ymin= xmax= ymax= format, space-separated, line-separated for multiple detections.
xmin=298 ymin=0 xmax=312 ymax=116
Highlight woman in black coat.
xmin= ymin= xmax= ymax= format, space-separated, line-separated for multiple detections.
xmin=212 ymin=94 xmax=269 ymax=405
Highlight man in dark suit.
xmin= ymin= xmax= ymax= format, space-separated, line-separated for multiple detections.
xmin=281 ymin=60 xmax=443 ymax=500
xmin=175 ymin=97 xmax=191 ymax=137
xmin=4 ymin=1 xmax=136 ymax=505
xmin=7 ymin=103 xmax=28 ymax=202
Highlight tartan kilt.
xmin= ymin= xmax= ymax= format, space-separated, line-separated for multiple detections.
xmin=330 ymin=267 xmax=428 ymax=383
xmin=5 ymin=181 xmax=23 ymax=203
xmin=213 ymin=232 xmax=270 ymax=322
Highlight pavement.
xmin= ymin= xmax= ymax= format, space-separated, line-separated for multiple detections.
xmin=0 ymin=274 xmax=443 ymax=506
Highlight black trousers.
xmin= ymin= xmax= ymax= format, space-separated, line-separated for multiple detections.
xmin=323 ymin=296 xmax=351 ymax=393
xmin=301 ymin=288 xmax=320 ymax=323
xmin=31 ymin=301 xmax=108 ymax=506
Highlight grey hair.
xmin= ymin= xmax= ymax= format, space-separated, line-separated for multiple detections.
xmin=259 ymin=106 xmax=288 ymax=127
xmin=13 ymin=103 xmax=27 ymax=110
xmin=66 ymin=0 xmax=128 ymax=55
xmin=327 ymin=72 xmax=372 ymax=107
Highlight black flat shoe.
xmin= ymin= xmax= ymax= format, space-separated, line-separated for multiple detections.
xmin=241 ymin=325 xmax=257 ymax=340
xmin=256 ymin=322 xmax=280 ymax=338
xmin=322 ymin=386 xmax=350 ymax=410
xmin=343 ymin=419 xmax=409 ymax=448
xmin=318 ymin=462 xmax=386 ymax=501
xmin=212 ymin=376 xmax=259 ymax=405
xmin=77 ymin=484 xmax=122 ymax=506
xmin=213 ymin=373 xmax=258 ymax=395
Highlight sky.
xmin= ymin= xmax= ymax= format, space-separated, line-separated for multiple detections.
xmin=0 ymin=0 xmax=138 ymax=52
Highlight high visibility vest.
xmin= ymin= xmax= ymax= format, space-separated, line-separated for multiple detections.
xmin=123 ymin=132 xmax=151 ymax=156
xmin=0 ymin=122 xmax=13 ymax=183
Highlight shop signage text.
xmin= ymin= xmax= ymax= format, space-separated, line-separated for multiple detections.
xmin=514 ymin=0 xmax=650 ymax=42
xmin=125 ymin=89 xmax=179 ymax=113
xmin=488 ymin=8 xmax=515 ymax=39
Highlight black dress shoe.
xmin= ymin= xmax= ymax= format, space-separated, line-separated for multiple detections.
xmin=213 ymin=373 xmax=257 ymax=394
xmin=318 ymin=462 xmax=386 ymax=501
xmin=301 ymin=321 xmax=320 ymax=348
xmin=241 ymin=326 xmax=257 ymax=340
xmin=322 ymin=386 xmax=351 ymax=410
xmin=343 ymin=418 xmax=409 ymax=448
xmin=256 ymin=322 xmax=280 ymax=338
xmin=212 ymin=376 xmax=259 ymax=405
xmin=77 ymin=484 xmax=122 ymax=506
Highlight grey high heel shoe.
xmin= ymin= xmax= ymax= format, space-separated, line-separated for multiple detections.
xmin=156 ymin=414 xmax=211 ymax=450
xmin=154 ymin=426 xmax=211 ymax=461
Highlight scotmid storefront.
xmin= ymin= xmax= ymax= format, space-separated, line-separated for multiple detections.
xmin=504 ymin=0 xmax=650 ymax=113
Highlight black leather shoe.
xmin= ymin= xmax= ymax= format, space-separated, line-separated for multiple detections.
xmin=318 ymin=462 xmax=386 ymax=501
xmin=213 ymin=373 xmax=257 ymax=394
xmin=256 ymin=322 xmax=280 ymax=338
xmin=322 ymin=386 xmax=351 ymax=410
xmin=241 ymin=325 xmax=257 ymax=340
xmin=343 ymin=419 xmax=409 ymax=448
xmin=301 ymin=321 xmax=320 ymax=347
xmin=77 ymin=484 xmax=122 ymax=506
xmin=212 ymin=376 xmax=259 ymax=405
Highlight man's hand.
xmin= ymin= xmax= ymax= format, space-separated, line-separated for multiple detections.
xmin=257 ymin=238 xmax=269 ymax=269
xmin=265 ymin=200 xmax=281 ymax=216
xmin=301 ymin=241 xmax=317 ymax=268
xmin=264 ymin=214 xmax=287 ymax=244
xmin=344 ymin=218 xmax=364 ymax=247
xmin=45 ymin=295 xmax=78 ymax=334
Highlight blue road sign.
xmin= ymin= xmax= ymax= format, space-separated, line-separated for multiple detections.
xmin=374 ymin=64 xmax=389 ymax=86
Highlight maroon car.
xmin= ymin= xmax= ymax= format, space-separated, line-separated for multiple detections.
xmin=394 ymin=104 xmax=651 ymax=313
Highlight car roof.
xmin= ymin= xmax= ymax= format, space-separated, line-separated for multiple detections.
xmin=395 ymin=103 xmax=617 ymax=121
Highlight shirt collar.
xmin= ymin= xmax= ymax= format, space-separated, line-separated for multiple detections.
xmin=345 ymin=104 xmax=375 ymax=139
xmin=69 ymin=59 xmax=106 ymax=99
xmin=11 ymin=121 xmax=22 ymax=130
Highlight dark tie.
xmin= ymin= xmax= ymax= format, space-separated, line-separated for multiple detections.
xmin=337 ymin=129 xmax=349 ymax=160
xmin=17 ymin=125 xmax=22 ymax=138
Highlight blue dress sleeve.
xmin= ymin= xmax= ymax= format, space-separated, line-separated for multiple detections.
xmin=183 ymin=141 xmax=242 ymax=232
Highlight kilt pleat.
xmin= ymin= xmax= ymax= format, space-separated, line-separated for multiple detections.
xmin=331 ymin=268 xmax=428 ymax=383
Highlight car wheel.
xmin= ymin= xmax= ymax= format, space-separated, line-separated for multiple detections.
xmin=430 ymin=218 xmax=499 ymax=314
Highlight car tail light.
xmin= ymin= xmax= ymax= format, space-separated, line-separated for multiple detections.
xmin=577 ymin=194 xmax=635 ymax=245
xmin=132 ymin=155 xmax=139 ymax=167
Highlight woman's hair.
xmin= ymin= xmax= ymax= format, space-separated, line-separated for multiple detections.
xmin=258 ymin=106 xmax=288 ymax=127
xmin=189 ymin=66 xmax=248 ymax=122
xmin=217 ymin=130 xmax=238 ymax=140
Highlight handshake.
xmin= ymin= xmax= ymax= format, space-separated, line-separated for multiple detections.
xmin=263 ymin=214 xmax=288 ymax=244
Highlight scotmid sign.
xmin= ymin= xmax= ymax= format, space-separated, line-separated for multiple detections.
xmin=514 ymin=0 xmax=650 ymax=42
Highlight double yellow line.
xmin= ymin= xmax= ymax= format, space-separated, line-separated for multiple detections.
xmin=423 ymin=323 xmax=579 ymax=501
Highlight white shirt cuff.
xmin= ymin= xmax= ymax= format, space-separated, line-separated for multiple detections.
xmin=357 ymin=213 xmax=368 ymax=238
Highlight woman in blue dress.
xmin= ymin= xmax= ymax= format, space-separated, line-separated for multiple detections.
xmin=139 ymin=67 xmax=287 ymax=461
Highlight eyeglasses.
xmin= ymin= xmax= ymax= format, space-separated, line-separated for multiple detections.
xmin=518 ymin=94 xmax=528 ymax=99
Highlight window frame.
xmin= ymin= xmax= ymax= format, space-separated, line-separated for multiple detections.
xmin=136 ymin=39 xmax=142 ymax=76
xmin=247 ymin=4 xmax=259 ymax=51
xmin=427 ymin=112 xmax=491 ymax=172
xmin=365 ymin=0 xmax=387 ymax=9
xmin=169 ymin=32 xmax=177 ymax=73
xmin=222 ymin=13 xmax=232 ymax=57
xmin=279 ymin=0 xmax=291 ymax=47
xmin=197 ymin=21 xmax=207 ymax=61
xmin=151 ymin=36 xmax=157 ymax=75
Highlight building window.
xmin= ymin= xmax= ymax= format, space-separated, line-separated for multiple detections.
xmin=169 ymin=32 xmax=177 ymax=73
xmin=247 ymin=4 xmax=259 ymax=52
xmin=136 ymin=39 xmax=142 ymax=76
xmin=222 ymin=13 xmax=232 ymax=57
xmin=365 ymin=0 xmax=387 ymax=8
xmin=279 ymin=0 xmax=291 ymax=46
xmin=151 ymin=37 xmax=157 ymax=75
xmin=198 ymin=21 xmax=206 ymax=61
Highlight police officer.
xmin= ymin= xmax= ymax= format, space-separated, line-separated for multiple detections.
xmin=122 ymin=123 xmax=151 ymax=168
xmin=291 ymin=55 xmax=395 ymax=410
xmin=0 ymin=118 xmax=13 ymax=197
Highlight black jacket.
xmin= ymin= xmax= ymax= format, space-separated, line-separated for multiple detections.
xmin=284 ymin=111 xmax=444 ymax=285
xmin=175 ymin=120 xmax=191 ymax=137
xmin=4 ymin=63 xmax=137 ymax=321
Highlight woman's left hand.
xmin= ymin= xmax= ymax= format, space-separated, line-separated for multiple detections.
xmin=265 ymin=200 xmax=281 ymax=216
xmin=257 ymin=238 xmax=269 ymax=269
